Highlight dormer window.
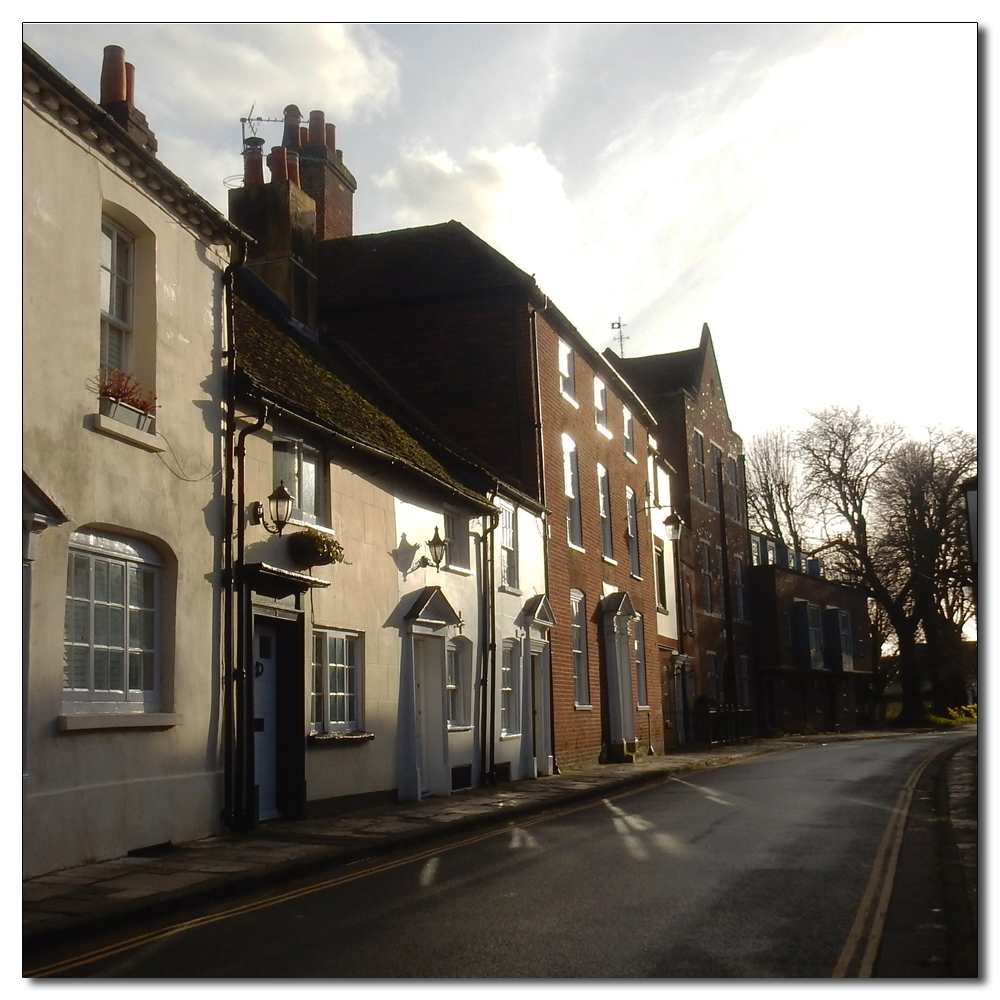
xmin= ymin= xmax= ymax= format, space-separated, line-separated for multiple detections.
xmin=273 ymin=438 xmax=322 ymax=525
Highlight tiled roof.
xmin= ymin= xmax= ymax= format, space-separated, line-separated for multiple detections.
xmin=610 ymin=346 xmax=703 ymax=401
xmin=318 ymin=221 xmax=534 ymax=310
xmin=232 ymin=272 xmax=491 ymax=505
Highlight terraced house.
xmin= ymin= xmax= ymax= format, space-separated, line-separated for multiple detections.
xmin=311 ymin=221 xmax=669 ymax=768
xmin=22 ymin=43 xmax=241 ymax=875
xmin=226 ymin=118 xmax=554 ymax=821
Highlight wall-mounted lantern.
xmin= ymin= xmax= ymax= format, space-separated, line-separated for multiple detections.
xmin=426 ymin=526 xmax=447 ymax=569
xmin=251 ymin=480 xmax=295 ymax=536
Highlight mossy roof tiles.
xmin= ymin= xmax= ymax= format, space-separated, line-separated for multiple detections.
xmin=233 ymin=275 xmax=489 ymax=504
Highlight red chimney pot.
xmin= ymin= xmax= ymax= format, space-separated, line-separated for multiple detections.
xmin=100 ymin=45 xmax=127 ymax=105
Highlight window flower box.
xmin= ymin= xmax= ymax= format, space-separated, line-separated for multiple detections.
xmin=98 ymin=395 xmax=154 ymax=433
xmin=89 ymin=368 xmax=157 ymax=435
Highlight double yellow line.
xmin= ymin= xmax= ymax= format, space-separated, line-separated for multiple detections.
xmin=831 ymin=751 xmax=936 ymax=977
xmin=25 ymin=795 xmax=595 ymax=978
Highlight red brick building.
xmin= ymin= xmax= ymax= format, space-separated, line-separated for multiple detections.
xmin=315 ymin=223 xmax=666 ymax=769
xmin=748 ymin=532 xmax=873 ymax=733
xmin=608 ymin=327 xmax=754 ymax=744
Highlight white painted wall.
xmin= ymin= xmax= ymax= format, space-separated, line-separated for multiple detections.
xmin=491 ymin=499 xmax=549 ymax=781
xmin=23 ymin=97 xmax=229 ymax=876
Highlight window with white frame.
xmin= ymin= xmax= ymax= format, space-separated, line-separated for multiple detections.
xmin=273 ymin=438 xmax=322 ymax=524
xmin=500 ymin=641 xmax=521 ymax=736
xmin=693 ymin=431 xmax=707 ymax=503
xmin=311 ymin=629 xmax=361 ymax=733
xmin=623 ymin=407 xmax=635 ymax=459
xmin=683 ymin=580 xmax=694 ymax=632
xmin=710 ymin=444 xmax=723 ymax=510
xmin=598 ymin=464 xmax=614 ymax=560
xmin=100 ymin=219 xmax=134 ymax=373
xmin=728 ymin=457 xmax=740 ymax=521
xmin=839 ymin=610 xmax=853 ymax=661
xmin=498 ymin=499 xmax=518 ymax=589
xmin=63 ymin=530 xmax=160 ymax=713
xmin=563 ymin=434 xmax=583 ymax=548
xmin=735 ymin=556 xmax=746 ymax=621
xmin=594 ymin=378 xmax=609 ymax=433
xmin=571 ymin=589 xmax=590 ymax=705
xmin=446 ymin=638 xmax=472 ymax=727
xmin=444 ymin=508 xmax=471 ymax=570
xmin=634 ymin=614 xmax=649 ymax=708
xmin=558 ymin=339 xmax=576 ymax=401
xmin=654 ymin=544 xmax=668 ymax=610
xmin=626 ymin=486 xmax=641 ymax=577
xmin=700 ymin=540 xmax=713 ymax=613
xmin=706 ymin=651 xmax=719 ymax=701
xmin=739 ymin=655 xmax=751 ymax=707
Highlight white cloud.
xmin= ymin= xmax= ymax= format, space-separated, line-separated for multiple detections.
xmin=374 ymin=142 xmax=583 ymax=277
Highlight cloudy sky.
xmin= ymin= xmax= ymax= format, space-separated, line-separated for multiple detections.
xmin=22 ymin=20 xmax=978 ymax=445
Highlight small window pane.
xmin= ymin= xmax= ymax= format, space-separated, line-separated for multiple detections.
xmin=94 ymin=560 xmax=109 ymax=602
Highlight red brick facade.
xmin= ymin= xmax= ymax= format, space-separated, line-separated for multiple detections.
xmin=610 ymin=327 xmax=754 ymax=743
xmin=315 ymin=224 xmax=665 ymax=768
xmin=535 ymin=312 xmax=663 ymax=767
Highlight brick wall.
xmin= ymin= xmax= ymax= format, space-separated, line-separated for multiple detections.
xmin=534 ymin=312 xmax=663 ymax=767
xmin=323 ymin=291 xmax=541 ymax=495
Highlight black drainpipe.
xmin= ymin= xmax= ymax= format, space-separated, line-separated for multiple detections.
xmin=479 ymin=501 xmax=500 ymax=785
xmin=222 ymin=246 xmax=246 ymax=830
xmin=230 ymin=400 xmax=268 ymax=830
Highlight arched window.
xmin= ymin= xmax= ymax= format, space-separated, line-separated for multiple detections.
xmin=63 ymin=530 xmax=161 ymax=712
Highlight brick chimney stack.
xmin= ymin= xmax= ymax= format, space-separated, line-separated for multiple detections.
xmin=284 ymin=105 xmax=357 ymax=241
xmin=99 ymin=45 xmax=157 ymax=154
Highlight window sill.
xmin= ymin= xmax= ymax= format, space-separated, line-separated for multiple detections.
xmin=596 ymin=424 xmax=613 ymax=440
xmin=567 ymin=542 xmax=586 ymax=554
xmin=624 ymin=452 xmax=638 ymax=464
xmin=602 ymin=556 xmax=618 ymax=566
xmin=560 ymin=390 xmax=580 ymax=409
xmin=58 ymin=713 xmax=181 ymax=731
xmin=444 ymin=563 xmax=473 ymax=576
xmin=498 ymin=584 xmax=522 ymax=596
xmin=574 ymin=703 xmax=593 ymax=711
xmin=91 ymin=413 xmax=166 ymax=453
xmin=499 ymin=732 xmax=521 ymax=740
xmin=447 ymin=725 xmax=474 ymax=733
xmin=630 ymin=573 xmax=643 ymax=581
xmin=637 ymin=704 xmax=651 ymax=712
xmin=287 ymin=516 xmax=331 ymax=533
xmin=308 ymin=730 xmax=374 ymax=746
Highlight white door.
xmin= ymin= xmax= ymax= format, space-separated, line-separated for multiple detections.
xmin=414 ymin=636 xmax=446 ymax=797
xmin=253 ymin=622 xmax=279 ymax=820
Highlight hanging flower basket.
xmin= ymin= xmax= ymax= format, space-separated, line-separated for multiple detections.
xmin=288 ymin=527 xmax=350 ymax=568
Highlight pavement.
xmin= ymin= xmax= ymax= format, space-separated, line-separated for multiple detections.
xmin=23 ymin=726 xmax=978 ymax=957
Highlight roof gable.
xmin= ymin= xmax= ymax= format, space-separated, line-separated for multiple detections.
xmin=318 ymin=221 xmax=534 ymax=311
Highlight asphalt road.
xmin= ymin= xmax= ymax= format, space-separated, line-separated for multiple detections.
xmin=37 ymin=731 xmax=971 ymax=978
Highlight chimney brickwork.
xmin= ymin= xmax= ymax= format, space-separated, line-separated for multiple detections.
xmin=99 ymin=45 xmax=157 ymax=154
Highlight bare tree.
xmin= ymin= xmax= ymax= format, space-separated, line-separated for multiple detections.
xmin=875 ymin=429 xmax=977 ymax=713
xmin=745 ymin=428 xmax=812 ymax=553
xmin=795 ymin=407 xmax=926 ymax=723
